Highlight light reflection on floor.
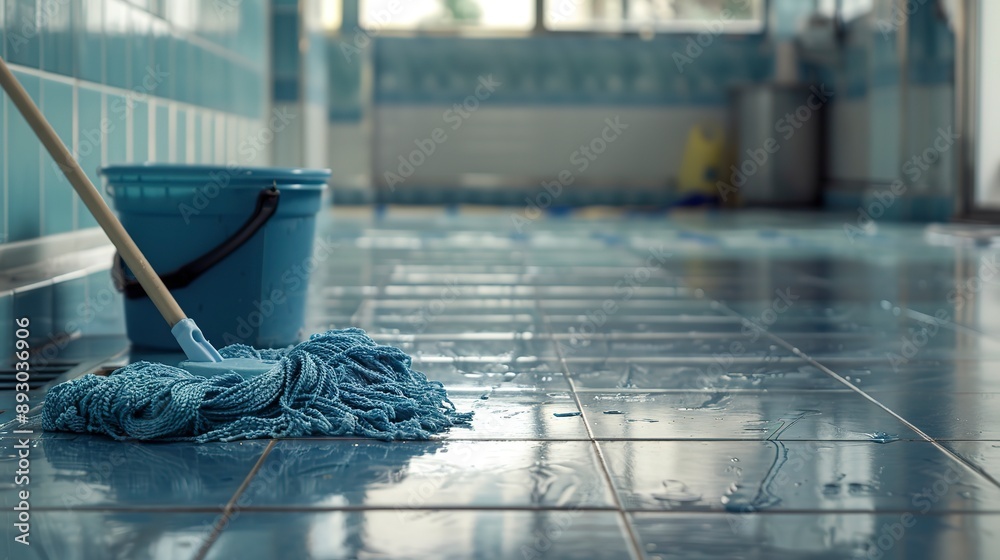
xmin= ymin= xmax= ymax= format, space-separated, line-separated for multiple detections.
xmin=6 ymin=209 xmax=1000 ymax=559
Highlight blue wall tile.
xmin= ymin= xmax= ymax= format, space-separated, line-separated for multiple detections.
xmin=174 ymin=37 xmax=191 ymax=104
xmin=244 ymin=0 xmax=266 ymax=62
xmin=175 ymin=107 xmax=186 ymax=163
xmin=131 ymin=98 xmax=148 ymax=162
xmin=75 ymin=85 xmax=102 ymax=229
xmin=369 ymin=35 xmax=772 ymax=107
xmin=151 ymin=19 xmax=174 ymax=99
xmin=106 ymin=93 xmax=127 ymax=165
xmin=5 ymin=0 xmax=41 ymax=68
xmin=191 ymin=110 xmax=201 ymax=163
xmin=41 ymin=0 xmax=73 ymax=75
xmin=41 ymin=78 xmax=74 ymax=235
xmin=203 ymin=111 xmax=215 ymax=163
xmin=154 ymin=101 xmax=168 ymax=161
xmin=74 ymin=0 xmax=104 ymax=84
xmin=3 ymin=0 xmax=266 ymax=246
xmin=104 ymin=0 xmax=129 ymax=88
xmin=129 ymin=6 xmax=152 ymax=91
xmin=0 ymin=0 xmax=6 ymax=61
xmin=272 ymin=10 xmax=299 ymax=63
xmin=6 ymin=71 xmax=41 ymax=241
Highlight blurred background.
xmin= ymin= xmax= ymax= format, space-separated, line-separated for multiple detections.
xmin=9 ymin=4 xmax=1000 ymax=558
xmin=0 ymin=0 xmax=972 ymax=233
xmin=0 ymin=0 xmax=980 ymax=368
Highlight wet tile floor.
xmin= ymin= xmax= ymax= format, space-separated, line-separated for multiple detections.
xmin=5 ymin=209 xmax=1000 ymax=559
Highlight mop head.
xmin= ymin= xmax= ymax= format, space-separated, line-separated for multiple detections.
xmin=42 ymin=328 xmax=473 ymax=442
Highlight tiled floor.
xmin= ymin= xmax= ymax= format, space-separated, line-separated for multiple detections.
xmin=5 ymin=208 xmax=1000 ymax=559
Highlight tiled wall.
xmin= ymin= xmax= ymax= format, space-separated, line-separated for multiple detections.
xmin=324 ymin=32 xmax=774 ymax=204
xmin=1 ymin=0 xmax=270 ymax=244
xmin=271 ymin=0 xmax=327 ymax=168
xmin=823 ymin=2 xmax=955 ymax=221
xmin=1 ymin=0 xmax=270 ymax=359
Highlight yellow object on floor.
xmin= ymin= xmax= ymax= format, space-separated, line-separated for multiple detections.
xmin=678 ymin=123 xmax=725 ymax=195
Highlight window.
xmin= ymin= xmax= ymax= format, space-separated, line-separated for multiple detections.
xmin=360 ymin=0 xmax=536 ymax=31
xmin=816 ymin=0 xmax=874 ymax=22
xmin=546 ymin=0 xmax=764 ymax=32
xmin=359 ymin=0 xmax=764 ymax=33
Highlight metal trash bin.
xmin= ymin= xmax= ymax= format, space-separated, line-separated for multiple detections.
xmin=725 ymin=84 xmax=826 ymax=206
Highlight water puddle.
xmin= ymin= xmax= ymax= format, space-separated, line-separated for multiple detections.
xmin=677 ymin=392 xmax=732 ymax=411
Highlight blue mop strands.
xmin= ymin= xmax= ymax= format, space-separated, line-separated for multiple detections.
xmin=42 ymin=328 xmax=473 ymax=442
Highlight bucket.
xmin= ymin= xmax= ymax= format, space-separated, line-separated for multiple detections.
xmin=100 ymin=164 xmax=330 ymax=350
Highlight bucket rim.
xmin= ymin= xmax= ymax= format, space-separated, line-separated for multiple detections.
xmin=99 ymin=164 xmax=332 ymax=185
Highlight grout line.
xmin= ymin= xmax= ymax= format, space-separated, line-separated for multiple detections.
xmin=192 ymin=439 xmax=278 ymax=560
xmin=33 ymin=505 xmax=1000 ymax=516
xmin=711 ymin=300 xmax=1000 ymax=490
xmin=536 ymin=296 xmax=647 ymax=560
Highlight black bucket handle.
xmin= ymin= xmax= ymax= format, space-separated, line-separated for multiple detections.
xmin=113 ymin=186 xmax=281 ymax=300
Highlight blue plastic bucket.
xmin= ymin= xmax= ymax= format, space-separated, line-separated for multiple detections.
xmin=100 ymin=164 xmax=330 ymax=350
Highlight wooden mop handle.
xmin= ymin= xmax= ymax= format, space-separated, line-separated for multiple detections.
xmin=0 ymin=56 xmax=186 ymax=327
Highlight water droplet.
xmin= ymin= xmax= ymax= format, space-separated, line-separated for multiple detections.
xmin=866 ymin=432 xmax=900 ymax=444
xmin=822 ymin=483 xmax=840 ymax=496
xmin=731 ymin=457 xmax=740 ymax=463
xmin=603 ymin=410 xmax=624 ymax=415
xmin=652 ymin=480 xmax=702 ymax=504
xmin=552 ymin=412 xmax=581 ymax=418
xmin=848 ymin=482 xmax=878 ymax=495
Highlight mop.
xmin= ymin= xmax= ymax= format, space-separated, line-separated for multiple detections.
xmin=0 ymin=56 xmax=472 ymax=442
